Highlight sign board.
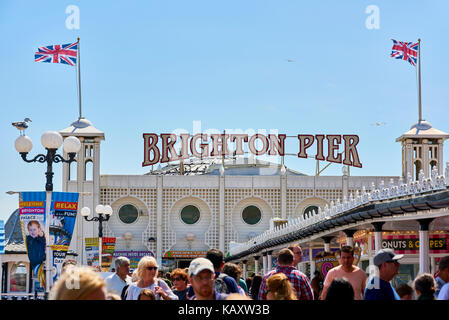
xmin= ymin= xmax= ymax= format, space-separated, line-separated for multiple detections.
xmin=302 ymin=248 xmax=339 ymax=262
xmin=314 ymin=251 xmax=339 ymax=278
xmin=101 ymin=237 xmax=116 ymax=272
xmin=381 ymin=234 xmax=449 ymax=254
xmin=85 ymin=237 xmax=100 ymax=268
xmin=143 ymin=133 xmax=362 ymax=168
xmin=19 ymin=192 xmax=47 ymax=288
xmin=49 ymin=192 xmax=79 ymax=282
xmin=113 ymin=250 xmax=154 ymax=270
xmin=163 ymin=250 xmax=207 ymax=259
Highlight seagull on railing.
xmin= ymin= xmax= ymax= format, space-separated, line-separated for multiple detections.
xmin=12 ymin=118 xmax=32 ymax=136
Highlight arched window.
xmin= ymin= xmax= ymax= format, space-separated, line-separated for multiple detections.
xmin=430 ymin=160 xmax=437 ymax=175
xmin=118 ymin=204 xmax=139 ymax=224
xmin=69 ymin=160 xmax=77 ymax=181
xmin=414 ymin=160 xmax=422 ymax=181
xmin=85 ymin=160 xmax=93 ymax=181
xmin=242 ymin=205 xmax=262 ymax=225
xmin=9 ymin=262 xmax=27 ymax=292
xmin=303 ymin=205 xmax=318 ymax=220
xmin=180 ymin=205 xmax=201 ymax=225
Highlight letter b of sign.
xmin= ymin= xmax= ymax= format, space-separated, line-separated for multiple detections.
xmin=66 ymin=5 xmax=80 ymax=30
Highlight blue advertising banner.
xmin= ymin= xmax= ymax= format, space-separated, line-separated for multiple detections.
xmin=0 ymin=220 xmax=5 ymax=254
xmin=19 ymin=192 xmax=47 ymax=287
xmin=50 ymin=192 xmax=79 ymax=281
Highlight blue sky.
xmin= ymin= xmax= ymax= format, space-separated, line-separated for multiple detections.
xmin=1 ymin=1 xmax=449 ymax=221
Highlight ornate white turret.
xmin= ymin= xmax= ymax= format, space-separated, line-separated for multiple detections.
xmin=396 ymin=120 xmax=449 ymax=180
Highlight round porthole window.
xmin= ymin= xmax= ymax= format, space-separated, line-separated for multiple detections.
xmin=303 ymin=205 xmax=318 ymax=219
xmin=242 ymin=205 xmax=262 ymax=225
xmin=118 ymin=204 xmax=139 ymax=224
xmin=181 ymin=205 xmax=200 ymax=224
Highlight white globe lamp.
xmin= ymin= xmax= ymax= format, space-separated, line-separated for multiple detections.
xmin=41 ymin=131 xmax=63 ymax=150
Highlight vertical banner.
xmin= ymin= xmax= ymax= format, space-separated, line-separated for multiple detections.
xmin=49 ymin=192 xmax=79 ymax=281
xmin=101 ymin=237 xmax=116 ymax=271
xmin=19 ymin=192 xmax=47 ymax=288
xmin=85 ymin=237 xmax=100 ymax=268
xmin=0 ymin=220 xmax=5 ymax=254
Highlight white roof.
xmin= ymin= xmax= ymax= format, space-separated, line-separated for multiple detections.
xmin=60 ymin=118 xmax=105 ymax=139
xmin=396 ymin=120 xmax=449 ymax=142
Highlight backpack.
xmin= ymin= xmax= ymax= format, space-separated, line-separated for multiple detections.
xmin=214 ymin=273 xmax=229 ymax=294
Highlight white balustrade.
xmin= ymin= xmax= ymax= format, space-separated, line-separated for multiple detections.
xmin=229 ymin=171 xmax=448 ymax=257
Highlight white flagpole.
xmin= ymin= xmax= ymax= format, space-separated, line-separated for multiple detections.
xmin=418 ymin=38 xmax=422 ymax=122
xmin=77 ymin=37 xmax=82 ymax=120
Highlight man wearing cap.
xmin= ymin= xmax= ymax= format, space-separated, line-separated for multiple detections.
xmin=364 ymin=249 xmax=403 ymax=300
xmin=188 ymin=257 xmax=229 ymax=300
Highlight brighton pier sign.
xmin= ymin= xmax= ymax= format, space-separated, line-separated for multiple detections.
xmin=142 ymin=133 xmax=362 ymax=168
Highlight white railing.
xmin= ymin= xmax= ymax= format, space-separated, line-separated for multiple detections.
xmin=229 ymin=164 xmax=449 ymax=257
xmin=1 ymin=292 xmax=46 ymax=300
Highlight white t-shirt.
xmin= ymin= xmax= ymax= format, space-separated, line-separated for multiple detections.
xmin=105 ymin=273 xmax=132 ymax=296
xmin=438 ymin=282 xmax=449 ymax=300
xmin=125 ymin=279 xmax=179 ymax=300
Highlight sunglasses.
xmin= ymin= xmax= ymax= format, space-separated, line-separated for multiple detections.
xmin=146 ymin=266 xmax=158 ymax=271
xmin=173 ymin=277 xmax=184 ymax=281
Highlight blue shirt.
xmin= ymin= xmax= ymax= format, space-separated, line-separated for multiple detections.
xmin=218 ymin=272 xmax=240 ymax=293
xmin=435 ymin=276 xmax=446 ymax=298
xmin=364 ymin=277 xmax=400 ymax=300
xmin=438 ymin=282 xmax=449 ymax=300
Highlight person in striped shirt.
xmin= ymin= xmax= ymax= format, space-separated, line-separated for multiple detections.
xmin=258 ymin=248 xmax=314 ymax=300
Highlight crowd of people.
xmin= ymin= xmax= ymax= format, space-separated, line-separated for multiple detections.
xmin=49 ymin=246 xmax=449 ymax=301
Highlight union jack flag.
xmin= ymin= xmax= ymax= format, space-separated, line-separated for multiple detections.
xmin=34 ymin=42 xmax=78 ymax=66
xmin=390 ymin=39 xmax=419 ymax=66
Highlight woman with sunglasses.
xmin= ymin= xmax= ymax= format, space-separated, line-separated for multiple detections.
xmin=170 ymin=268 xmax=190 ymax=300
xmin=125 ymin=256 xmax=178 ymax=300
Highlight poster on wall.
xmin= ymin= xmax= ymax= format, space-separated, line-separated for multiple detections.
xmin=19 ymin=192 xmax=47 ymax=288
xmin=49 ymin=192 xmax=79 ymax=281
xmin=314 ymin=251 xmax=339 ymax=278
xmin=101 ymin=237 xmax=116 ymax=271
xmin=85 ymin=237 xmax=100 ymax=268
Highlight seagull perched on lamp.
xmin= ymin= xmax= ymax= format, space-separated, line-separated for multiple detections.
xmin=12 ymin=118 xmax=32 ymax=135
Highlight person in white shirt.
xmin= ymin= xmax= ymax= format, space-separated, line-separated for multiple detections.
xmin=105 ymin=256 xmax=132 ymax=296
xmin=125 ymin=256 xmax=178 ymax=300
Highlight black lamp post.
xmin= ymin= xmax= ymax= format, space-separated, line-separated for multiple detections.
xmin=14 ymin=131 xmax=81 ymax=299
xmin=81 ymin=205 xmax=113 ymax=269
